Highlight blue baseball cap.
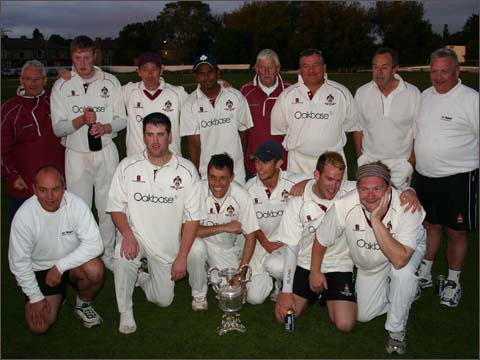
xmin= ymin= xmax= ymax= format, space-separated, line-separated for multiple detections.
xmin=249 ymin=141 xmax=283 ymax=162
xmin=193 ymin=53 xmax=218 ymax=71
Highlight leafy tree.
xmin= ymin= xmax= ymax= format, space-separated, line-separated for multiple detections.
xmin=442 ymin=24 xmax=450 ymax=41
xmin=113 ymin=21 xmax=156 ymax=65
xmin=370 ymin=2 xmax=442 ymax=65
xmin=48 ymin=34 xmax=67 ymax=46
xmin=154 ymin=2 xmax=220 ymax=63
xmin=32 ymin=28 xmax=44 ymax=40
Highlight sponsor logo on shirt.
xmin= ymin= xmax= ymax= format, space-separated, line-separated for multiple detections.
xmin=134 ymin=192 xmax=175 ymax=204
xmin=132 ymin=175 xmax=146 ymax=183
xmin=256 ymin=210 xmax=283 ymax=219
xmin=72 ymin=105 xmax=106 ymax=113
xmin=171 ymin=176 xmax=183 ymax=190
xmin=356 ymin=238 xmax=380 ymax=251
xmin=307 ymin=225 xmax=317 ymax=233
xmin=294 ymin=111 xmax=329 ymax=120
xmin=224 ymin=99 xmax=235 ymax=111
xmin=201 ymin=117 xmax=231 ymax=128
xmin=100 ymin=86 xmax=110 ymax=99
xmin=440 ymin=115 xmax=453 ymax=121
xmin=136 ymin=115 xmax=143 ymax=122
xmin=163 ymin=100 xmax=173 ymax=112
xmin=325 ymin=94 xmax=336 ymax=106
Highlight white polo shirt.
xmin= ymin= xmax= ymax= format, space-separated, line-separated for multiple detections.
xmin=355 ymin=74 xmax=420 ymax=160
xmin=414 ymin=80 xmax=479 ymax=178
xmin=271 ymin=78 xmax=358 ymax=172
xmin=9 ymin=191 xmax=104 ymax=303
xmin=107 ymin=152 xmax=206 ymax=264
xmin=277 ymin=179 xmax=356 ymax=272
xmin=51 ymin=66 xmax=127 ymax=152
xmin=245 ymin=170 xmax=309 ymax=240
xmin=201 ymin=180 xmax=259 ymax=249
xmin=180 ymin=86 xmax=254 ymax=183
xmin=317 ymin=188 xmax=426 ymax=273
xmin=123 ymin=79 xmax=188 ymax=157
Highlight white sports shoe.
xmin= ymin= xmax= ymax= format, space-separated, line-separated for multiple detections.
xmin=270 ymin=280 xmax=281 ymax=302
xmin=74 ymin=303 xmax=103 ymax=328
xmin=386 ymin=331 xmax=407 ymax=354
xmin=417 ymin=275 xmax=433 ymax=288
xmin=440 ymin=280 xmax=462 ymax=307
xmin=119 ymin=310 xmax=137 ymax=334
xmin=192 ymin=295 xmax=208 ymax=311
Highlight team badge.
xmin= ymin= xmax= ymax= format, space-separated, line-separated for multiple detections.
xmin=171 ymin=176 xmax=183 ymax=190
xmin=224 ymin=99 xmax=235 ymax=111
xmin=325 ymin=94 xmax=336 ymax=106
xmin=134 ymin=102 xmax=143 ymax=109
xmin=100 ymin=86 xmax=110 ymax=98
xmin=132 ymin=175 xmax=145 ymax=183
xmin=457 ymin=213 xmax=464 ymax=224
xmin=162 ymin=100 xmax=173 ymax=112
xmin=340 ymin=283 xmax=353 ymax=297
xmin=226 ymin=205 xmax=236 ymax=217
xmin=281 ymin=189 xmax=289 ymax=201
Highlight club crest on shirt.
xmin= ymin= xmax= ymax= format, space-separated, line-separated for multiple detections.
xmin=325 ymin=94 xmax=336 ymax=106
xmin=226 ymin=205 xmax=236 ymax=217
xmin=134 ymin=102 xmax=143 ymax=109
xmin=171 ymin=176 xmax=183 ymax=190
xmin=224 ymin=99 xmax=235 ymax=111
xmin=281 ymin=189 xmax=289 ymax=201
xmin=162 ymin=100 xmax=173 ymax=112
xmin=340 ymin=283 xmax=353 ymax=297
xmin=68 ymin=90 xmax=79 ymax=97
xmin=100 ymin=86 xmax=110 ymax=99
xmin=132 ymin=175 xmax=146 ymax=183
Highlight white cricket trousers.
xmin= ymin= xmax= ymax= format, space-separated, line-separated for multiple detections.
xmin=113 ymin=235 xmax=206 ymax=313
xmin=65 ymin=145 xmax=118 ymax=270
xmin=287 ymin=149 xmax=348 ymax=179
xmin=356 ymin=232 xmax=426 ymax=333
xmin=357 ymin=154 xmax=414 ymax=191
xmin=193 ymin=238 xmax=273 ymax=305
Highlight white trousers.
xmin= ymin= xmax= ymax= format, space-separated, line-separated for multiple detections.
xmin=356 ymin=231 xmax=426 ymax=332
xmin=193 ymin=238 xmax=273 ymax=305
xmin=287 ymin=149 xmax=348 ymax=179
xmin=65 ymin=145 xmax=118 ymax=270
xmin=113 ymin=235 xmax=206 ymax=313
xmin=358 ymin=154 xmax=414 ymax=191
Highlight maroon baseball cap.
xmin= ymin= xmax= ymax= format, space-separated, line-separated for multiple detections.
xmin=137 ymin=51 xmax=162 ymax=68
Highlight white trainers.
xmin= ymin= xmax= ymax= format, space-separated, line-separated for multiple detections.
xmin=414 ymin=284 xmax=422 ymax=301
xmin=440 ymin=280 xmax=462 ymax=307
xmin=192 ymin=295 xmax=208 ymax=311
xmin=417 ymin=275 xmax=433 ymax=288
xmin=270 ymin=280 xmax=281 ymax=302
xmin=74 ymin=303 xmax=103 ymax=328
xmin=386 ymin=331 xmax=407 ymax=354
xmin=119 ymin=310 xmax=137 ymax=334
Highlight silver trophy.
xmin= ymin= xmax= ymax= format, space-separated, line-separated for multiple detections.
xmin=207 ymin=265 xmax=252 ymax=335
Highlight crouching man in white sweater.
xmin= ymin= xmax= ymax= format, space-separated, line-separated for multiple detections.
xmin=8 ymin=165 xmax=105 ymax=334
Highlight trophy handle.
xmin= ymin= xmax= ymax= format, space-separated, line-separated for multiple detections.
xmin=238 ymin=264 xmax=252 ymax=286
xmin=207 ymin=266 xmax=221 ymax=293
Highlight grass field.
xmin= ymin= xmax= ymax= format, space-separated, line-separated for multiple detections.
xmin=1 ymin=71 xmax=479 ymax=359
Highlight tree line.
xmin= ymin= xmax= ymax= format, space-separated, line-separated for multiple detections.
xmin=44 ymin=1 xmax=478 ymax=69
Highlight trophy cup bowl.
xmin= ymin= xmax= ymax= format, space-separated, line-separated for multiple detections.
xmin=207 ymin=265 xmax=252 ymax=335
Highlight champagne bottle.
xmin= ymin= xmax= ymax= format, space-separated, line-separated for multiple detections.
xmin=87 ymin=124 xmax=102 ymax=151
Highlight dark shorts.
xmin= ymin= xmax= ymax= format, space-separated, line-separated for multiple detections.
xmin=414 ymin=169 xmax=478 ymax=231
xmin=293 ymin=266 xmax=356 ymax=305
xmin=24 ymin=269 xmax=70 ymax=303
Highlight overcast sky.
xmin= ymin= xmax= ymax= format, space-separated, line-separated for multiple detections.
xmin=1 ymin=0 xmax=478 ymax=40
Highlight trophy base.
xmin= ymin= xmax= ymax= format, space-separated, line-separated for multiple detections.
xmin=218 ymin=313 xmax=246 ymax=335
